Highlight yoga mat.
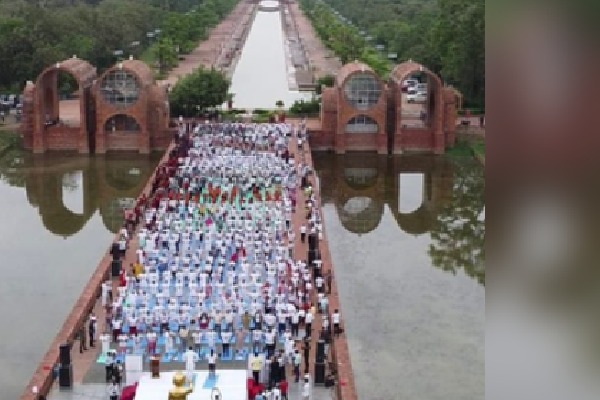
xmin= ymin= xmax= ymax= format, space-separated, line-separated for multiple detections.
xmin=202 ymin=374 xmax=219 ymax=389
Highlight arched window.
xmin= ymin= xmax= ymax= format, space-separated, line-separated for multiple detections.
xmin=105 ymin=114 xmax=140 ymax=132
xmin=343 ymin=73 xmax=382 ymax=110
xmin=345 ymin=115 xmax=379 ymax=133
xmin=101 ymin=70 xmax=140 ymax=107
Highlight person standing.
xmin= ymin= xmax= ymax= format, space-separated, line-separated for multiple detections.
xmin=302 ymin=340 xmax=310 ymax=374
xmin=269 ymin=355 xmax=280 ymax=388
xmin=304 ymin=310 xmax=313 ymax=339
xmin=100 ymin=332 xmax=111 ymax=356
xmin=107 ymin=380 xmax=119 ymax=400
xmin=79 ymin=325 xmax=87 ymax=353
xmin=290 ymin=310 xmax=299 ymax=338
xmin=251 ymin=352 xmax=263 ymax=385
xmin=265 ymin=328 xmax=276 ymax=358
xmin=105 ymin=351 xmax=115 ymax=383
xmin=89 ymin=313 xmax=97 ymax=348
xmin=299 ymin=224 xmax=306 ymax=244
xmin=183 ymin=346 xmax=199 ymax=384
xmin=221 ymin=329 xmax=233 ymax=357
xmin=301 ymin=375 xmax=311 ymax=400
xmin=272 ymin=384 xmax=282 ymax=400
xmin=207 ymin=349 xmax=217 ymax=378
xmin=332 ymin=309 xmax=341 ymax=337
xmin=292 ymin=349 xmax=301 ymax=382
xmin=113 ymin=360 xmax=124 ymax=386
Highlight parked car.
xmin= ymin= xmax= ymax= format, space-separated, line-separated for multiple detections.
xmin=407 ymin=91 xmax=428 ymax=103
xmin=0 ymin=94 xmax=10 ymax=107
xmin=416 ymin=83 xmax=428 ymax=91
xmin=401 ymin=79 xmax=418 ymax=92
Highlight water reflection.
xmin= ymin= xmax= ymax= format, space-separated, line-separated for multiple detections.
xmin=313 ymin=152 xmax=484 ymax=283
xmin=0 ymin=151 xmax=160 ymax=236
xmin=314 ymin=152 xmax=484 ymax=400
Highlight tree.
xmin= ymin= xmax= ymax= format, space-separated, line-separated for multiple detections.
xmin=152 ymin=36 xmax=178 ymax=76
xmin=169 ymin=67 xmax=230 ymax=117
xmin=428 ymin=160 xmax=485 ymax=285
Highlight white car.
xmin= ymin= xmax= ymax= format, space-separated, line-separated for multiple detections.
xmin=402 ymin=79 xmax=418 ymax=92
xmin=407 ymin=91 xmax=427 ymax=103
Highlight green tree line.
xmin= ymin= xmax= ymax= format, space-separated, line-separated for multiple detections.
xmin=0 ymin=0 xmax=239 ymax=92
xmin=300 ymin=0 xmax=484 ymax=108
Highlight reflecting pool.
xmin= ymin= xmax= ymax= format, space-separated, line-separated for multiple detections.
xmin=229 ymin=4 xmax=312 ymax=109
xmin=313 ymin=152 xmax=485 ymax=400
xmin=0 ymin=148 xmax=161 ymax=400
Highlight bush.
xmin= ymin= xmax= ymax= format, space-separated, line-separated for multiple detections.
xmin=252 ymin=108 xmax=270 ymax=115
xmin=315 ymin=75 xmax=335 ymax=95
xmin=289 ymin=98 xmax=320 ymax=115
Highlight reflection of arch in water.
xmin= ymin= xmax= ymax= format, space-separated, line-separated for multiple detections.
xmin=99 ymin=198 xmax=136 ymax=234
xmin=21 ymin=153 xmax=158 ymax=236
xmin=335 ymin=196 xmax=384 ymax=235
xmin=24 ymin=161 xmax=98 ymax=237
xmin=328 ymin=153 xmax=387 ymax=235
xmin=95 ymin=154 xmax=159 ymax=232
xmin=385 ymin=155 xmax=454 ymax=235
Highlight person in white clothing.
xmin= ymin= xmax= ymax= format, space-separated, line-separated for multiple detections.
xmin=164 ymin=331 xmax=174 ymax=354
xmin=332 ymin=309 xmax=341 ymax=337
xmin=100 ymin=333 xmax=111 ymax=356
xmin=183 ymin=346 xmax=199 ymax=384
xmin=302 ymin=374 xmax=311 ymax=400
xmin=207 ymin=349 xmax=217 ymax=377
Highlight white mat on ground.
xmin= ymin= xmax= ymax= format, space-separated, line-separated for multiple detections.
xmin=134 ymin=370 xmax=247 ymax=400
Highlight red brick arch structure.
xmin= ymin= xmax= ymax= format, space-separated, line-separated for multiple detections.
xmin=94 ymin=60 xmax=169 ymax=154
xmin=21 ymin=57 xmax=173 ymax=154
xmin=26 ymin=57 xmax=97 ymax=154
xmin=332 ymin=61 xmax=388 ymax=154
xmin=316 ymin=61 xmax=457 ymax=154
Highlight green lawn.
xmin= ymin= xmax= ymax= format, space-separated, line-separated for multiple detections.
xmin=447 ymin=139 xmax=485 ymax=164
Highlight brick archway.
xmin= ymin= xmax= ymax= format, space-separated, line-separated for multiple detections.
xmin=30 ymin=57 xmax=97 ymax=154
xmin=389 ymin=61 xmax=445 ymax=154
xmin=334 ymin=62 xmax=388 ymax=154
xmin=94 ymin=60 xmax=159 ymax=154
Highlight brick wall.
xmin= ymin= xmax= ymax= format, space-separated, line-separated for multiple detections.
xmin=44 ymin=126 xmax=81 ymax=151
xmin=104 ymin=131 xmax=142 ymax=152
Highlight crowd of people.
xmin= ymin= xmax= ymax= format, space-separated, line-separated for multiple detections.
xmin=86 ymin=121 xmax=340 ymax=400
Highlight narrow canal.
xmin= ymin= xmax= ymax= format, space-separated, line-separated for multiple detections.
xmin=229 ymin=0 xmax=312 ymax=109
xmin=313 ymin=153 xmax=485 ymax=400
xmin=0 ymin=150 xmax=161 ymax=400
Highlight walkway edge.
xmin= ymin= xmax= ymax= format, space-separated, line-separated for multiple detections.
xmin=303 ymin=144 xmax=359 ymax=400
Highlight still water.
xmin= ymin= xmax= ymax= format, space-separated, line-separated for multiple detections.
xmin=0 ymin=149 xmax=161 ymax=400
xmin=312 ymin=153 xmax=485 ymax=400
xmin=229 ymin=2 xmax=312 ymax=109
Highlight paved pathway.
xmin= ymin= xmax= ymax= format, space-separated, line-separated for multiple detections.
xmin=287 ymin=1 xmax=342 ymax=79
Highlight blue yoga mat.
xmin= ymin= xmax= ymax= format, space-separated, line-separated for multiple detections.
xmin=220 ymin=348 xmax=233 ymax=361
xmin=235 ymin=348 xmax=249 ymax=361
xmin=202 ymin=374 xmax=219 ymax=389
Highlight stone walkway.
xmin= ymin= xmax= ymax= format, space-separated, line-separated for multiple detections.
xmin=286 ymin=1 xmax=342 ymax=80
xmin=47 ymin=132 xmax=339 ymax=400
xmin=158 ymin=1 xmax=257 ymax=87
